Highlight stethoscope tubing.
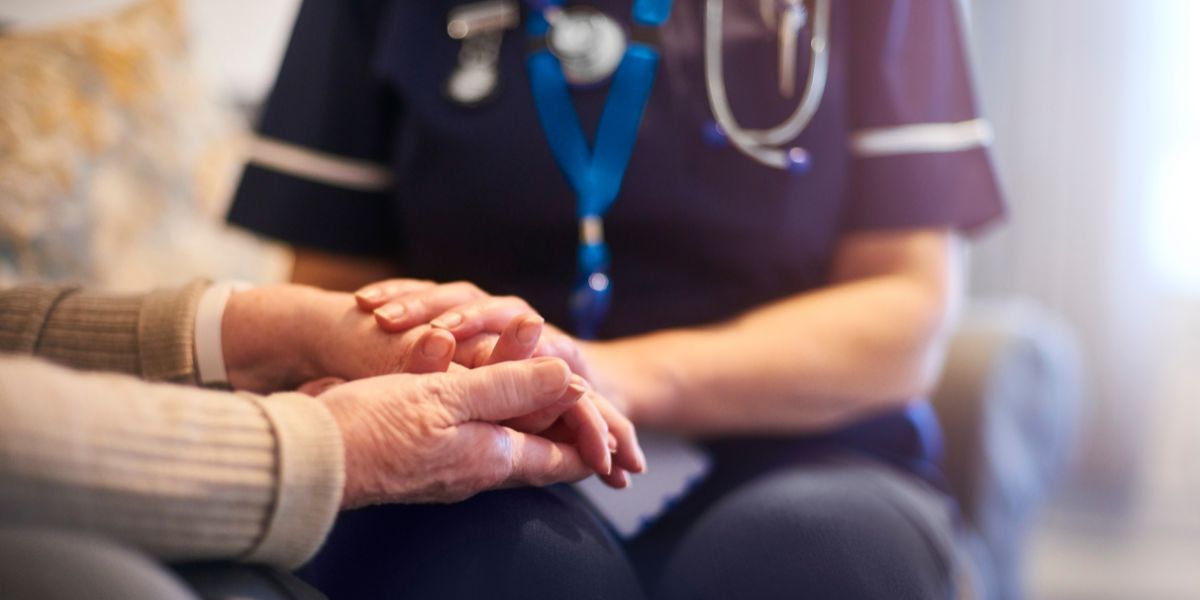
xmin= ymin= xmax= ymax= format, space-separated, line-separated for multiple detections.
xmin=703 ymin=0 xmax=830 ymax=169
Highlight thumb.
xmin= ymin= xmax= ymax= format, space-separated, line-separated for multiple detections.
xmin=436 ymin=357 xmax=581 ymax=423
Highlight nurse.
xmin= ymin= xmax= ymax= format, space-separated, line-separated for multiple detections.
xmin=228 ymin=0 xmax=1004 ymax=598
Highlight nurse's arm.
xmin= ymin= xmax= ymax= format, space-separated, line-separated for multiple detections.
xmin=582 ymin=228 xmax=963 ymax=437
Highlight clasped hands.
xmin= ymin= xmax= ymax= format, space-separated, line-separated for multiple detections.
xmin=221 ymin=279 xmax=644 ymax=509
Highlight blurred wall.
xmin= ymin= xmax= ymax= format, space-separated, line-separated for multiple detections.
xmin=0 ymin=0 xmax=301 ymax=107
xmin=966 ymin=0 xmax=1200 ymax=518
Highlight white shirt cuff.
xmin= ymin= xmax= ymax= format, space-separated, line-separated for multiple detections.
xmin=194 ymin=281 xmax=253 ymax=386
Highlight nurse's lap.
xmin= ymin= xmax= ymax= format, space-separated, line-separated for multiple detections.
xmin=298 ymin=455 xmax=956 ymax=600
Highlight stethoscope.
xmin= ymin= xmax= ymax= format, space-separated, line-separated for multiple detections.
xmin=704 ymin=0 xmax=830 ymax=171
xmin=445 ymin=0 xmax=830 ymax=336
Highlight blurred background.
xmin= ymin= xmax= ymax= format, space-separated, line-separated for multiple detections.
xmin=0 ymin=1 xmax=1197 ymax=598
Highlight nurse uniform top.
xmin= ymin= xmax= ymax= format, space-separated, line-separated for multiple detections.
xmin=229 ymin=0 xmax=1004 ymax=481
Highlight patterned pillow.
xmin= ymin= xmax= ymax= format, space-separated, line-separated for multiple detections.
xmin=0 ymin=0 xmax=287 ymax=290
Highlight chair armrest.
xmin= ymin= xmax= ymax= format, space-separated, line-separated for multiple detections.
xmin=931 ymin=299 xmax=1081 ymax=599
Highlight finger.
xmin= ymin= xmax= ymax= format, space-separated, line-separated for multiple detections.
xmin=557 ymin=396 xmax=613 ymax=476
xmin=372 ymin=282 xmax=489 ymax=332
xmin=532 ymin=329 xmax=591 ymax=380
xmin=599 ymin=467 xmax=630 ymax=489
xmin=429 ymin=296 xmax=534 ymax=338
xmin=436 ymin=357 xmax=577 ymax=423
xmin=296 ymin=376 xmax=346 ymax=396
xmin=401 ymin=327 xmax=456 ymax=374
xmin=490 ymin=426 xmax=593 ymax=488
xmin=454 ymin=333 xmax=500 ymax=369
xmin=593 ymin=395 xmax=646 ymax=474
xmin=486 ymin=314 xmax=543 ymax=365
xmin=503 ymin=373 xmax=584 ymax=434
xmin=354 ymin=279 xmax=437 ymax=311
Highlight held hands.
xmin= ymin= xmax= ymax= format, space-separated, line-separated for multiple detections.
xmin=321 ymin=358 xmax=597 ymax=507
xmin=220 ymin=280 xmax=643 ymax=493
xmin=355 ymin=279 xmax=644 ymax=488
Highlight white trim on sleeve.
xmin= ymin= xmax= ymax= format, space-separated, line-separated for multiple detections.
xmin=195 ymin=281 xmax=253 ymax=386
xmin=849 ymin=119 xmax=993 ymax=158
xmin=248 ymin=136 xmax=394 ymax=192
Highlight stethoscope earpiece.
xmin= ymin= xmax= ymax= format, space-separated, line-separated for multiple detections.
xmin=703 ymin=121 xmax=729 ymax=147
xmin=703 ymin=121 xmax=813 ymax=174
xmin=785 ymin=147 xmax=811 ymax=173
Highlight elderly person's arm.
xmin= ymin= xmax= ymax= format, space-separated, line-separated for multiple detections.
xmin=0 ymin=282 xmax=629 ymax=481
xmin=0 ymin=353 xmax=592 ymax=569
xmin=0 ymin=282 xmax=607 ymax=568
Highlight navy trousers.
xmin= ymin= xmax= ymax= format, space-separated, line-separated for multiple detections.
xmin=300 ymin=454 xmax=959 ymax=600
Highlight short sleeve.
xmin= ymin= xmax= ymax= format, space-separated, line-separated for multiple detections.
xmin=226 ymin=0 xmax=399 ymax=258
xmin=843 ymin=0 xmax=1004 ymax=235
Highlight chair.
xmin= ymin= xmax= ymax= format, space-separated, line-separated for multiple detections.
xmin=932 ymin=300 xmax=1081 ymax=600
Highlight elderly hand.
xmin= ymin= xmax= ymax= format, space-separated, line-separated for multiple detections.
xmin=221 ymin=284 xmax=459 ymax=393
xmin=218 ymin=281 xmax=625 ymax=482
xmin=355 ymin=280 xmax=590 ymax=377
xmin=320 ymin=358 xmax=596 ymax=506
xmin=353 ymin=279 xmax=646 ymax=487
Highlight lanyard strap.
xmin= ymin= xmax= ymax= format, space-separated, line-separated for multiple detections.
xmin=526 ymin=0 xmax=673 ymax=337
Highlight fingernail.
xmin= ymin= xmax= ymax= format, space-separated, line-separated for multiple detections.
xmin=561 ymin=378 xmax=588 ymax=407
xmin=431 ymin=312 xmax=464 ymax=329
xmin=421 ymin=333 xmax=453 ymax=359
xmin=567 ymin=374 xmax=589 ymax=395
xmin=604 ymin=453 xmax=613 ymax=476
xmin=636 ymin=447 xmax=648 ymax=473
xmin=532 ymin=357 xmax=568 ymax=394
xmin=607 ymin=432 xmax=618 ymax=453
xmin=374 ymin=304 xmax=405 ymax=323
xmin=356 ymin=288 xmax=383 ymax=302
xmin=517 ymin=315 xmax=544 ymax=345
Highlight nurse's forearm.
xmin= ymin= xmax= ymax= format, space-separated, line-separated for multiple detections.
xmin=586 ymin=230 xmax=962 ymax=436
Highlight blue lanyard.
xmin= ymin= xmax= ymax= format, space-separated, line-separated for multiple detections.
xmin=525 ymin=0 xmax=673 ymax=339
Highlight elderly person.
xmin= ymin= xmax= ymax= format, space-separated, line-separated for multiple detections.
xmin=0 ymin=281 xmax=645 ymax=599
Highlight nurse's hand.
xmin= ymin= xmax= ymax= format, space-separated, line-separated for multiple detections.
xmin=222 ymin=282 xmax=626 ymax=483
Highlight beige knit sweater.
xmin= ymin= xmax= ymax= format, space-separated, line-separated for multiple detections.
xmin=0 ymin=283 xmax=344 ymax=569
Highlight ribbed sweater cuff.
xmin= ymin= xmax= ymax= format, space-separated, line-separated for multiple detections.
xmin=243 ymin=392 xmax=345 ymax=569
xmin=139 ymin=280 xmax=209 ymax=384
xmin=33 ymin=281 xmax=209 ymax=384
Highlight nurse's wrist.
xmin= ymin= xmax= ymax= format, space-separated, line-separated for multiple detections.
xmin=579 ymin=338 xmax=678 ymax=426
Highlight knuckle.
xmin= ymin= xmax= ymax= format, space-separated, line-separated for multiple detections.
xmin=448 ymin=281 xmax=485 ymax=298
xmin=473 ymin=426 xmax=515 ymax=489
xmin=419 ymin=375 xmax=459 ymax=419
xmin=497 ymin=295 xmax=530 ymax=309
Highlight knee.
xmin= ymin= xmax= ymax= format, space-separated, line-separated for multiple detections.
xmin=657 ymin=465 xmax=954 ymax=600
xmin=307 ymin=486 xmax=644 ymax=600
xmin=0 ymin=527 xmax=196 ymax=600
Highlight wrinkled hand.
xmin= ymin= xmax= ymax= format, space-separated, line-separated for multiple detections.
xmin=219 ymin=281 xmax=631 ymax=483
xmin=320 ymin=358 xmax=595 ymax=507
xmin=354 ymin=279 xmax=645 ymax=487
